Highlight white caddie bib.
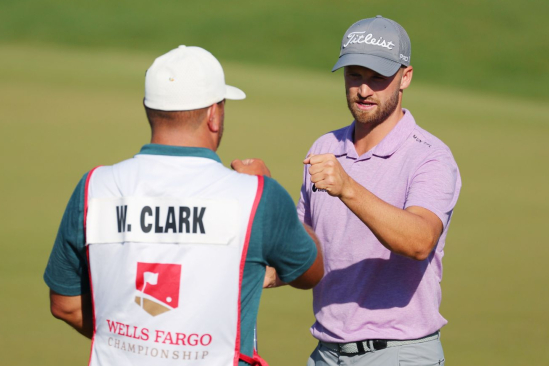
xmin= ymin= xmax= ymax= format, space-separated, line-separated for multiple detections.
xmin=84 ymin=154 xmax=264 ymax=366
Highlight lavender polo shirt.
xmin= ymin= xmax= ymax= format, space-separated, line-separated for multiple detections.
xmin=297 ymin=109 xmax=461 ymax=342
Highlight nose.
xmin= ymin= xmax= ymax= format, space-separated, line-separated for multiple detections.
xmin=357 ymin=83 xmax=374 ymax=99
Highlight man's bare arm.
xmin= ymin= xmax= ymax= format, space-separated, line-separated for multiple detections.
xmin=304 ymin=154 xmax=442 ymax=261
xmin=50 ymin=290 xmax=93 ymax=339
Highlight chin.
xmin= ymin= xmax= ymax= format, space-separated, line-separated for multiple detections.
xmin=352 ymin=111 xmax=376 ymax=124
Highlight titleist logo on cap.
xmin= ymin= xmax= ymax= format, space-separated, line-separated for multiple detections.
xmin=332 ymin=16 xmax=411 ymax=76
xmin=343 ymin=32 xmax=395 ymax=50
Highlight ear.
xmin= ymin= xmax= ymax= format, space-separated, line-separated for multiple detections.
xmin=400 ymin=66 xmax=413 ymax=91
xmin=206 ymin=103 xmax=220 ymax=133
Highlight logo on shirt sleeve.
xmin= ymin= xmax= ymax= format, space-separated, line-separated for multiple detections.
xmin=135 ymin=262 xmax=182 ymax=316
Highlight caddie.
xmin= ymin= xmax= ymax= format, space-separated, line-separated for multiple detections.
xmin=43 ymin=45 xmax=323 ymax=366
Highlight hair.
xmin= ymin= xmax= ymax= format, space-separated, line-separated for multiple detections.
xmin=145 ymin=106 xmax=209 ymax=131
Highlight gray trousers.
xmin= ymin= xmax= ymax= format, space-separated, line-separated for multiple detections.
xmin=307 ymin=337 xmax=445 ymax=366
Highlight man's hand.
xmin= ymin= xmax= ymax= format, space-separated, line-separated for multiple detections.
xmin=304 ymin=154 xmax=353 ymax=198
xmin=231 ymin=159 xmax=271 ymax=177
xmin=263 ymin=266 xmax=277 ymax=288
xmin=263 ymin=266 xmax=286 ymax=288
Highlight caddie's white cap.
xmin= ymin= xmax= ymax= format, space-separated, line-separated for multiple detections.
xmin=144 ymin=45 xmax=246 ymax=111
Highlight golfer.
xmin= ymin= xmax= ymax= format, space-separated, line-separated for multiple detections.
xmin=237 ymin=16 xmax=461 ymax=366
xmin=299 ymin=16 xmax=461 ymax=366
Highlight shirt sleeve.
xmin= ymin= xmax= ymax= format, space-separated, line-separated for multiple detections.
xmin=259 ymin=177 xmax=317 ymax=284
xmin=405 ymin=150 xmax=461 ymax=229
xmin=43 ymin=172 xmax=90 ymax=296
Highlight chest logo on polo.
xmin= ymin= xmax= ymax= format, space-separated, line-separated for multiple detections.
xmin=312 ymin=183 xmax=327 ymax=193
xmin=135 ymin=262 xmax=182 ymax=316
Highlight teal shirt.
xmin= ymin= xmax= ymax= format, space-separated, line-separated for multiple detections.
xmin=44 ymin=144 xmax=317 ymax=363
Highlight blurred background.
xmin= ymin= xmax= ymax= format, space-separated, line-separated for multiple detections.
xmin=1 ymin=0 xmax=548 ymax=365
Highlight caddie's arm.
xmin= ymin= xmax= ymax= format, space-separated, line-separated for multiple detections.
xmin=50 ymin=290 xmax=93 ymax=339
xmin=284 ymin=223 xmax=323 ymax=289
xmin=45 ymin=174 xmax=94 ymax=338
xmin=230 ymin=158 xmax=271 ymax=177
xmin=304 ymin=154 xmax=443 ymax=261
xmin=263 ymin=223 xmax=323 ymax=289
xmin=231 ymin=158 xmax=324 ymax=288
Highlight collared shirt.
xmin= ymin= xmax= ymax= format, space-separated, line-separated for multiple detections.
xmin=45 ymin=144 xmax=318 ymax=362
xmin=297 ymin=109 xmax=461 ymax=342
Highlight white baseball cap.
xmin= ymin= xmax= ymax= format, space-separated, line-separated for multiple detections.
xmin=144 ymin=45 xmax=246 ymax=111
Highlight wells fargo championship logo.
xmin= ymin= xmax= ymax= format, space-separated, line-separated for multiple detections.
xmin=135 ymin=262 xmax=182 ymax=316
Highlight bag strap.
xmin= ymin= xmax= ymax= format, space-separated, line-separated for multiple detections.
xmin=239 ymin=350 xmax=269 ymax=366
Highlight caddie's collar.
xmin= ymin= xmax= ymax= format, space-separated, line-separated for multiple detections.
xmin=137 ymin=144 xmax=222 ymax=163
xmin=338 ymin=109 xmax=416 ymax=161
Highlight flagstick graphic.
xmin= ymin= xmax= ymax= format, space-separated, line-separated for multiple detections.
xmin=140 ymin=272 xmax=159 ymax=308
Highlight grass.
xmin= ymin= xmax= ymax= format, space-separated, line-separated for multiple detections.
xmin=0 ymin=0 xmax=548 ymax=100
xmin=1 ymin=44 xmax=548 ymax=365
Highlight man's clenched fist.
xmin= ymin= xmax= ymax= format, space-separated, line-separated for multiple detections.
xmin=303 ymin=154 xmax=352 ymax=198
xmin=231 ymin=158 xmax=271 ymax=177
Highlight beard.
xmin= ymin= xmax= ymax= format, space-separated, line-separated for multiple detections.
xmin=346 ymin=87 xmax=400 ymax=127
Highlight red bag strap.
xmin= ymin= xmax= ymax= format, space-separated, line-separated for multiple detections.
xmin=239 ymin=350 xmax=268 ymax=366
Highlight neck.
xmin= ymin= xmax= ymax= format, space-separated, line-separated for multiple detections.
xmin=353 ymin=106 xmax=404 ymax=156
xmin=150 ymin=129 xmax=217 ymax=151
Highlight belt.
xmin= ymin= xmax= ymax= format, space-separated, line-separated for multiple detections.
xmin=320 ymin=331 xmax=440 ymax=355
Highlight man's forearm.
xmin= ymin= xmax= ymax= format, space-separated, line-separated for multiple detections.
xmin=340 ymin=178 xmax=442 ymax=260
xmin=50 ymin=290 xmax=94 ymax=339
xmin=305 ymin=153 xmax=443 ymax=260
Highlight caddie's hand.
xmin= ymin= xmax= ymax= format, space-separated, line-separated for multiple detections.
xmin=263 ymin=266 xmax=286 ymax=288
xmin=231 ymin=158 xmax=271 ymax=177
xmin=303 ymin=154 xmax=352 ymax=198
xmin=263 ymin=266 xmax=278 ymax=288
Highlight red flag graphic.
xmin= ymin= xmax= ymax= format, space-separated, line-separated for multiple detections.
xmin=136 ymin=262 xmax=182 ymax=309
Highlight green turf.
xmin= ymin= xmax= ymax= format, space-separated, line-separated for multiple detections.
xmin=1 ymin=44 xmax=548 ymax=365
xmin=1 ymin=0 xmax=548 ymax=100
